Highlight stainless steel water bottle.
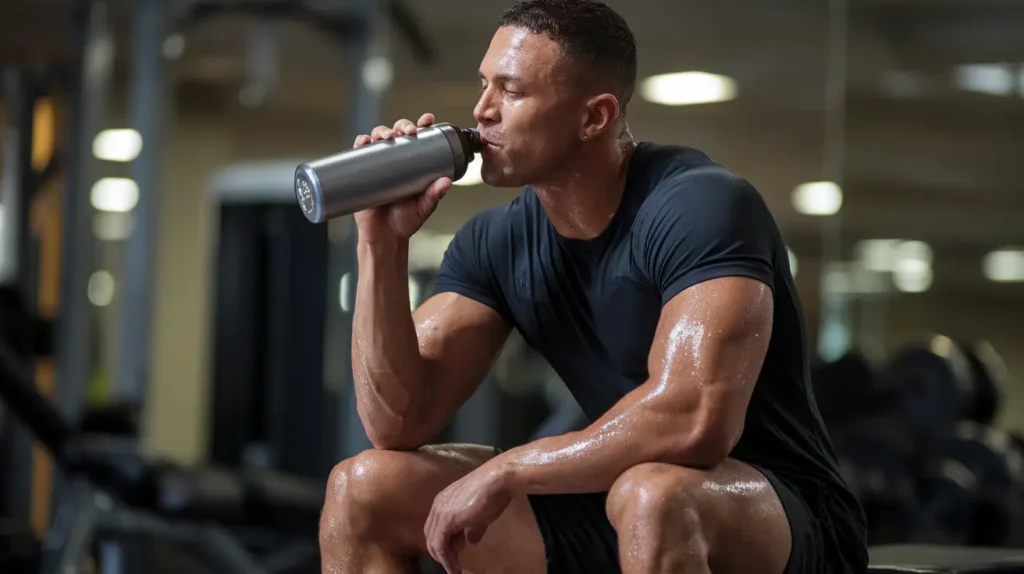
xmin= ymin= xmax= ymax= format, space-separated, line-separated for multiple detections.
xmin=294 ymin=123 xmax=483 ymax=224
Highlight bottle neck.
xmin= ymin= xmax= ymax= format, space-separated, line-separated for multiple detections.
xmin=459 ymin=128 xmax=483 ymax=156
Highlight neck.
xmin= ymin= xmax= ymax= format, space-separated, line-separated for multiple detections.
xmin=533 ymin=132 xmax=637 ymax=240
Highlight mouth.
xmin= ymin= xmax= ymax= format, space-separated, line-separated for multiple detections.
xmin=479 ymin=135 xmax=502 ymax=149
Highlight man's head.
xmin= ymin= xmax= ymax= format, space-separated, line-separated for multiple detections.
xmin=474 ymin=0 xmax=638 ymax=187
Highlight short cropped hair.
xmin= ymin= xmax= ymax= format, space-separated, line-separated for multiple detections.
xmin=498 ymin=0 xmax=638 ymax=109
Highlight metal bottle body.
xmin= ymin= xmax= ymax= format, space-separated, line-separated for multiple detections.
xmin=295 ymin=123 xmax=480 ymax=224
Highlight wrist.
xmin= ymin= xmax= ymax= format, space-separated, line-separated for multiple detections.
xmin=485 ymin=452 xmax=522 ymax=496
xmin=357 ymin=237 xmax=409 ymax=260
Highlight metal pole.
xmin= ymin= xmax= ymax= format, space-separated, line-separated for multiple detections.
xmin=336 ymin=0 xmax=388 ymax=459
xmin=816 ymin=0 xmax=851 ymax=362
xmin=55 ymin=0 xmax=112 ymax=426
xmin=0 ymin=71 xmax=36 ymax=290
xmin=0 ymin=68 xmax=38 ymax=523
xmin=112 ymin=0 xmax=168 ymax=405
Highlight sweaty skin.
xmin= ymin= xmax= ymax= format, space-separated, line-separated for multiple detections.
xmin=422 ymin=277 xmax=776 ymax=571
xmin=336 ymin=20 xmax=798 ymax=574
xmin=492 ymin=276 xmax=773 ymax=493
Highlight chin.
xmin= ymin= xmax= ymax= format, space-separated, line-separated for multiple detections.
xmin=483 ymin=171 xmax=528 ymax=189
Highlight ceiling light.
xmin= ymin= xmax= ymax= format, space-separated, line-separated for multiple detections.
xmin=893 ymin=240 xmax=933 ymax=274
xmin=639 ymin=72 xmax=737 ymax=106
xmin=954 ymin=63 xmax=1014 ymax=97
xmin=856 ymin=239 xmax=901 ymax=272
xmin=362 ymin=56 xmax=394 ymax=93
xmin=792 ymin=181 xmax=842 ymax=216
xmin=982 ymin=248 xmax=1024 ymax=283
xmin=893 ymin=265 xmax=932 ymax=293
xmin=88 ymin=270 xmax=116 ymax=307
xmin=93 ymin=212 xmax=134 ymax=241
xmin=454 ymin=154 xmax=483 ymax=187
xmin=93 ymin=129 xmax=143 ymax=162
xmin=163 ymin=34 xmax=186 ymax=60
xmin=91 ymin=178 xmax=139 ymax=213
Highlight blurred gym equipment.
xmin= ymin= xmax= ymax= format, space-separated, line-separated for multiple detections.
xmin=811 ymin=336 xmax=1024 ymax=552
xmin=869 ymin=545 xmax=1024 ymax=573
xmin=830 ymin=418 xmax=919 ymax=545
xmin=207 ymin=162 xmax=332 ymax=479
xmin=879 ymin=336 xmax=1006 ymax=439
xmin=812 ymin=351 xmax=878 ymax=425
xmin=0 ymin=340 xmax=323 ymax=574
xmin=2 ymin=0 xmax=436 ymax=568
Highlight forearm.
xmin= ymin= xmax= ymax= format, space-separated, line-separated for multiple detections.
xmin=494 ymin=383 xmax=729 ymax=495
xmin=352 ymin=239 xmax=430 ymax=445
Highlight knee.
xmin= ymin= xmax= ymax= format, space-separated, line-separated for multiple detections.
xmin=606 ymin=463 xmax=707 ymax=539
xmin=320 ymin=449 xmax=395 ymax=543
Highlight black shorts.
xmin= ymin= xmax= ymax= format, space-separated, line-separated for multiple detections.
xmin=526 ymin=466 xmax=832 ymax=574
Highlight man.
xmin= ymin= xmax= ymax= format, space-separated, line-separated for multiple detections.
xmin=319 ymin=1 xmax=868 ymax=573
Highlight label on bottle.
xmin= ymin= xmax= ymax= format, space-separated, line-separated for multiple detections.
xmin=296 ymin=176 xmax=315 ymax=217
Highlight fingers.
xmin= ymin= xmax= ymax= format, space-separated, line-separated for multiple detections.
xmin=443 ymin=537 xmax=465 ymax=574
xmin=393 ymin=118 xmax=418 ymax=136
xmin=370 ymin=124 xmax=395 ymax=141
xmin=417 ymin=177 xmax=453 ymax=219
xmin=429 ymin=527 xmax=462 ymax=574
xmin=354 ymin=114 xmax=435 ymax=148
xmin=426 ymin=494 xmax=461 ymax=574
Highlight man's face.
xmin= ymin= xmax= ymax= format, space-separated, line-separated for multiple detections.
xmin=474 ymin=26 xmax=585 ymax=188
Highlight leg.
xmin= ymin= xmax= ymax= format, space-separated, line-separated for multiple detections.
xmin=319 ymin=444 xmax=547 ymax=574
xmin=606 ymin=459 xmax=794 ymax=574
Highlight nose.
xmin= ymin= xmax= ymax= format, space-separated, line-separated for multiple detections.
xmin=473 ymin=86 xmax=500 ymax=126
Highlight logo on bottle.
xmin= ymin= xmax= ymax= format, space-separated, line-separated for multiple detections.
xmin=296 ymin=176 xmax=315 ymax=216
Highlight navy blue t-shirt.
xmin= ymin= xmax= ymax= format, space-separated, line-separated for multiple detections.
xmin=433 ymin=142 xmax=866 ymax=560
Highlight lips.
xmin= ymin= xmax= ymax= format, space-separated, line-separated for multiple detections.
xmin=479 ymin=134 xmax=502 ymax=148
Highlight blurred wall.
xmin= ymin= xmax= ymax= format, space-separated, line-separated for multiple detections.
xmin=93 ymin=100 xmax=1022 ymax=465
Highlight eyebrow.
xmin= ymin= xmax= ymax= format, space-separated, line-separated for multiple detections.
xmin=479 ymin=71 xmax=524 ymax=85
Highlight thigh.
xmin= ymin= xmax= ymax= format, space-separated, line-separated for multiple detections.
xmin=352 ymin=444 xmax=547 ymax=574
xmin=695 ymin=459 xmax=798 ymax=574
xmin=610 ymin=459 xmax=798 ymax=574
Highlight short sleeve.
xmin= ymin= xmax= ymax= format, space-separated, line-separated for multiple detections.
xmin=432 ymin=207 xmax=513 ymax=322
xmin=633 ymin=168 xmax=776 ymax=306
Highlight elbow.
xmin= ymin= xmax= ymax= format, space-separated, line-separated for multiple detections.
xmin=672 ymin=422 xmax=743 ymax=470
xmin=357 ymin=396 xmax=432 ymax=452
xmin=363 ymin=422 xmax=428 ymax=452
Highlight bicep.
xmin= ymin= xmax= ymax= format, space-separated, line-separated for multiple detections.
xmin=412 ymin=291 xmax=511 ymax=426
xmin=647 ymin=276 xmax=773 ymax=447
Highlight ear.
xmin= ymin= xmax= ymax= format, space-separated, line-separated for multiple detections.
xmin=580 ymin=93 xmax=621 ymax=141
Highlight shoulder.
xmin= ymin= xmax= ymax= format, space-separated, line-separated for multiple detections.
xmin=627 ymin=145 xmax=779 ymax=301
xmin=633 ymin=156 xmax=772 ymax=246
xmin=636 ymin=144 xmax=767 ymax=220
